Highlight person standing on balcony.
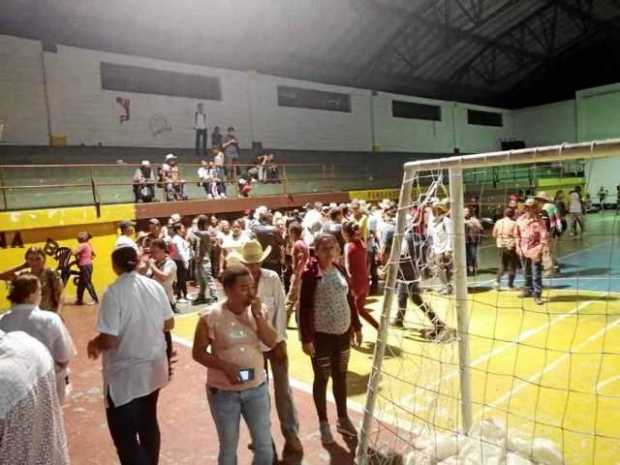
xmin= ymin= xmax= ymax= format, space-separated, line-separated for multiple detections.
xmin=194 ymin=103 xmax=208 ymax=157
xmin=222 ymin=127 xmax=240 ymax=181
xmin=211 ymin=126 xmax=223 ymax=149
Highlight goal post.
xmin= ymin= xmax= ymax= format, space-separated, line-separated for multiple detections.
xmin=356 ymin=138 xmax=620 ymax=465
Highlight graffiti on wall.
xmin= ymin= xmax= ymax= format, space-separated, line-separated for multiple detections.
xmin=148 ymin=114 xmax=172 ymax=137
xmin=116 ymin=97 xmax=130 ymax=123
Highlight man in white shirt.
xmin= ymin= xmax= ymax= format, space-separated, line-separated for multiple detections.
xmin=0 ymin=274 xmax=76 ymax=404
xmin=115 ymin=220 xmax=138 ymax=250
xmin=234 ymin=240 xmax=303 ymax=462
xmin=146 ymin=238 xmax=178 ymax=311
xmin=429 ymin=199 xmax=453 ymax=295
xmin=194 ymin=102 xmax=207 ymax=156
xmin=88 ymin=246 xmax=174 ymax=465
xmin=568 ymin=185 xmax=585 ymax=237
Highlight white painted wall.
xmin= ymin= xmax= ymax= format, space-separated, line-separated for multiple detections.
xmin=585 ymin=157 xmax=620 ymax=203
xmin=47 ymin=45 xmax=253 ymax=149
xmin=576 ymin=83 xmax=620 ymax=142
xmin=454 ymin=103 xmax=513 ymax=153
xmin=0 ymin=35 xmax=49 ymax=145
xmin=373 ymin=92 xmax=455 ymax=153
xmin=512 ymin=100 xmax=576 ymax=146
xmin=251 ymin=73 xmax=373 ymax=151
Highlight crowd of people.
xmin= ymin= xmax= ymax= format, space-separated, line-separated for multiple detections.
xmin=0 ymin=182 xmax=597 ymax=464
xmin=133 ymin=133 xmax=280 ymax=203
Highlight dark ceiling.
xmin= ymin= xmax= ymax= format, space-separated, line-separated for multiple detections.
xmin=2 ymin=0 xmax=620 ymax=108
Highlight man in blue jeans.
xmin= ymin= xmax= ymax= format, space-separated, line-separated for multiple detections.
xmin=516 ymin=198 xmax=549 ymax=305
xmin=192 ymin=266 xmax=278 ymax=465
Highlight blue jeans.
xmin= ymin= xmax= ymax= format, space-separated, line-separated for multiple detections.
xmin=197 ymin=256 xmax=218 ymax=301
xmin=522 ymin=257 xmax=543 ymax=297
xmin=207 ymin=382 xmax=273 ymax=465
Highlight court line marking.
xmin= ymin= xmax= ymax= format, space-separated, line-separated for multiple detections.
xmin=595 ymin=375 xmax=620 ymax=393
xmin=476 ymin=314 xmax=620 ymax=421
xmin=398 ymin=301 xmax=594 ymax=408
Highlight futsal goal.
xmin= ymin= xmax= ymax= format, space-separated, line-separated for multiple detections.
xmin=356 ymin=139 xmax=620 ymax=465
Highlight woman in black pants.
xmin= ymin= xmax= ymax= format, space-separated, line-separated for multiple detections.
xmin=74 ymin=231 xmax=99 ymax=305
xmin=298 ymin=234 xmax=363 ymax=445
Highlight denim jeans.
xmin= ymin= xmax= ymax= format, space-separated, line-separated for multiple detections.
xmin=522 ymin=257 xmax=543 ymax=297
xmin=196 ymin=256 xmax=218 ymax=301
xmin=207 ymin=382 xmax=273 ymax=465
xmin=264 ymin=343 xmax=300 ymax=446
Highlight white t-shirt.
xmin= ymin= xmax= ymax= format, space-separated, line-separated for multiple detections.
xmin=115 ymin=235 xmax=138 ymax=250
xmin=147 ymin=257 xmax=177 ymax=304
xmin=170 ymin=234 xmax=191 ymax=265
xmin=430 ymin=216 xmax=453 ymax=255
xmin=195 ymin=112 xmax=207 ymax=130
xmin=0 ymin=305 xmax=76 ymax=405
xmin=96 ymin=272 xmax=174 ymax=407
xmin=214 ymin=152 xmax=224 ymax=167
xmin=256 ymin=269 xmax=287 ymax=351
xmin=569 ymin=191 xmax=583 ymax=213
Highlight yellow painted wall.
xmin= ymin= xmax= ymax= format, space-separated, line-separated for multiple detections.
xmin=348 ymin=188 xmax=400 ymax=202
xmin=0 ymin=204 xmax=135 ymax=310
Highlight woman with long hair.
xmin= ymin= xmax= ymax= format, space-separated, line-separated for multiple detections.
xmin=298 ymin=234 xmax=363 ymax=445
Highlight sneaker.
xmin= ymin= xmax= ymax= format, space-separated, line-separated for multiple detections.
xmin=336 ymin=417 xmax=358 ymax=438
xmin=319 ymin=421 xmax=335 ymax=445
xmin=534 ymin=296 xmax=544 ymax=305
xmin=192 ymin=297 xmax=208 ymax=306
xmin=494 ymin=282 xmax=501 ymax=291
xmin=177 ymin=298 xmax=189 ymax=304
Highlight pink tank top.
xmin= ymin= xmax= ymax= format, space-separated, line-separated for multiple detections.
xmin=203 ymin=302 xmax=266 ymax=391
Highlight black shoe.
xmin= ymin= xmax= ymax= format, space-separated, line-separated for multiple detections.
xmin=390 ymin=319 xmax=404 ymax=328
xmin=534 ymin=296 xmax=544 ymax=305
xmin=192 ymin=297 xmax=208 ymax=305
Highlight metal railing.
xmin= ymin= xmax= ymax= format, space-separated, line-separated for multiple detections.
xmin=0 ymin=157 xmax=588 ymax=211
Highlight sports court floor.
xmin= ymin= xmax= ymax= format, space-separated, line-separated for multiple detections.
xmin=62 ymin=212 xmax=620 ymax=464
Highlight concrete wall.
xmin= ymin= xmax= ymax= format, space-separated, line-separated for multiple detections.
xmin=251 ymin=73 xmax=373 ymax=151
xmin=576 ymin=83 xmax=620 ymax=142
xmin=46 ymin=45 xmax=253 ymax=149
xmin=0 ymin=35 xmax=49 ymax=145
xmin=3 ymin=33 xmax=618 ymax=156
xmin=512 ymin=100 xmax=576 ymax=146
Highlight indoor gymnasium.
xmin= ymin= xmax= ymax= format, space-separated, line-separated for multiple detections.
xmin=1 ymin=2 xmax=620 ymax=465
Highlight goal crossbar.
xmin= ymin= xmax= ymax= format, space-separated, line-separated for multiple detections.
xmin=404 ymin=138 xmax=620 ymax=172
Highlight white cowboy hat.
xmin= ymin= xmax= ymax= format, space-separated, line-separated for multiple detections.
xmin=165 ymin=153 xmax=177 ymax=161
xmin=230 ymin=239 xmax=272 ymax=265
xmin=524 ymin=197 xmax=537 ymax=207
xmin=169 ymin=213 xmax=181 ymax=224
xmin=535 ymin=191 xmax=551 ymax=203
xmin=141 ymin=160 xmax=151 ymax=166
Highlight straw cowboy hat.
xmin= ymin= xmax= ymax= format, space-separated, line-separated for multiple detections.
xmin=231 ymin=239 xmax=272 ymax=265
xmin=535 ymin=191 xmax=552 ymax=203
xmin=433 ymin=198 xmax=450 ymax=212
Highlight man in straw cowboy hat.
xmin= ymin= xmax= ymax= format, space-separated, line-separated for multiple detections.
xmin=231 ymin=240 xmax=303 ymax=462
xmin=516 ymin=198 xmax=550 ymax=305
xmin=535 ymin=191 xmax=562 ymax=276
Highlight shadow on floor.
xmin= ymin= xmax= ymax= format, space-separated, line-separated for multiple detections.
xmin=346 ymin=372 xmax=370 ymax=397
xmin=545 ymin=294 xmax=619 ymax=303
xmin=558 ymin=267 xmax=612 ymax=277
xmin=354 ymin=342 xmax=402 ymax=358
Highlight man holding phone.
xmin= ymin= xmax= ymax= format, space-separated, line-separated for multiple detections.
xmin=234 ymin=240 xmax=303 ymax=463
xmin=192 ymin=265 xmax=278 ymax=465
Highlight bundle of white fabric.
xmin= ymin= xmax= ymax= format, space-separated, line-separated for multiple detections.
xmin=403 ymin=419 xmax=564 ymax=465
